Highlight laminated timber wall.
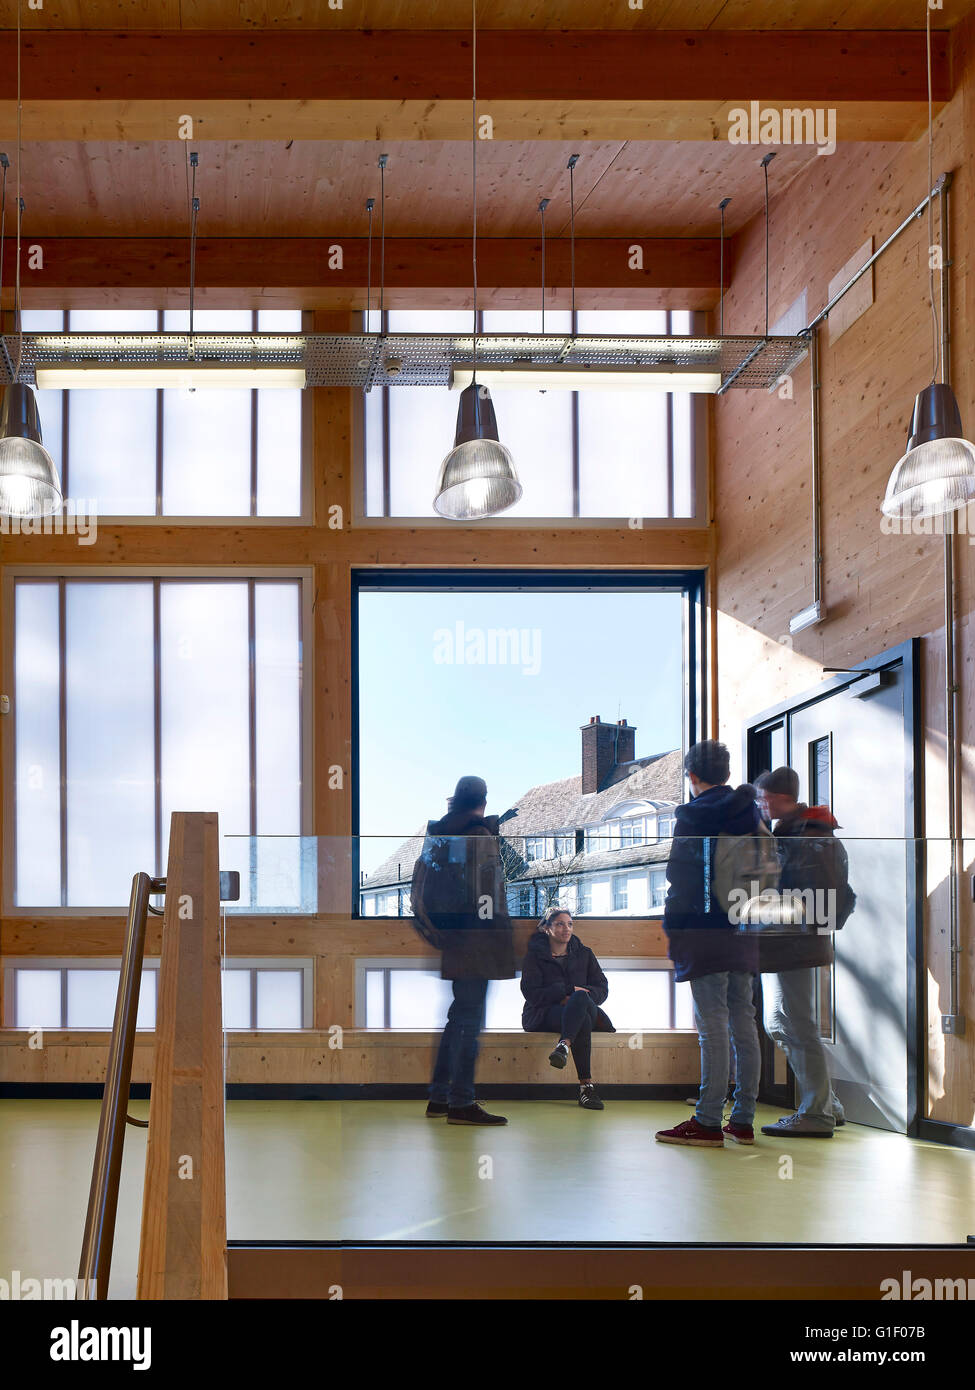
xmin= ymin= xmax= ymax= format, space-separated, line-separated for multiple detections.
xmin=713 ymin=12 xmax=975 ymax=1128
xmin=0 ymin=310 xmax=707 ymax=1089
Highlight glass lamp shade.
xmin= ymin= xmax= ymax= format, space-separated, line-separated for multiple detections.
xmin=0 ymin=384 xmax=62 ymax=518
xmin=434 ymin=383 xmax=522 ymax=520
xmin=882 ymin=383 xmax=975 ymax=520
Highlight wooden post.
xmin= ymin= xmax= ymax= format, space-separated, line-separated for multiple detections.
xmin=137 ymin=812 xmax=227 ymax=1300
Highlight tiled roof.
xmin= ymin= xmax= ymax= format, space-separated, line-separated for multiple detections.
xmin=363 ymin=748 xmax=682 ymax=890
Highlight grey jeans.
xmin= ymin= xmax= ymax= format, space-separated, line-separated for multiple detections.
xmin=762 ymin=967 xmax=845 ymax=1130
xmin=690 ymin=971 xmax=761 ymax=1129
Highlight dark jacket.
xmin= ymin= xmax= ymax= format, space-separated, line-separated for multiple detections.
xmin=520 ymin=929 xmax=615 ymax=1033
xmin=663 ymin=783 xmax=761 ymax=982
xmin=410 ymin=809 xmax=515 ymax=981
xmin=757 ymin=804 xmax=844 ymax=974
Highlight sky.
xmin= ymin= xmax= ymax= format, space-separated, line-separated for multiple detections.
xmin=357 ymin=588 xmax=684 ymax=876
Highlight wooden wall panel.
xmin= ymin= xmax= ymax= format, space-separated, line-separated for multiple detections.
xmin=714 ymin=11 xmax=975 ymax=1127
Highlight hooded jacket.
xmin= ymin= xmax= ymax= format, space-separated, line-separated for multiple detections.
xmin=520 ymin=929 xmax=615 ymax=1033
xmin=663 ymin=783 xmax=761 ymax=982
xmin=757 ymin=803 xmax=846 ymax=974
xmin=410 ymin=808 xmax=515 ymax=981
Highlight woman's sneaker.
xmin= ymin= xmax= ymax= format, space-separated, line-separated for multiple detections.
xmin=579 ymin=1083 xmax=604 ymax=1110
xmin=548 ymin=1041 xmax=569 ymax=1069
xmin=722 ymin=1121 xmax=754 ymax=1144
xmin=655 ymin=1117 xmax=724 ymax=1147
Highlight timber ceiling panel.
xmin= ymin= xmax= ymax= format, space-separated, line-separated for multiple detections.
xmin=16 ymin=139 xmax=898 ymax=238
xmin=0 ymin=0 xmax=973 ymax=28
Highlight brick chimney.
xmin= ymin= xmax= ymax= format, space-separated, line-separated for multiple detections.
xmin=581 ymin=716 xmax=637 ymax=794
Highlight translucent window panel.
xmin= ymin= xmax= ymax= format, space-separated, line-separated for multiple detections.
xmin=675 ymin=979 xmax=695 ymax=1030
xmin=672 ymin=392 xmax=694 ymax=518
xmin=479 ymin=386 xmax=573 ymax=518
xmin=162 ymin=386 xmax=252 ymax=515
xmin=162 ymin=309 xmax=253 ymax=332
xmin=66 ymin=969 xmax=122 ymax=1028
xmin=15 ymin=970 xmax=61 ymax=1029
xmin=135 ymin=971 xmax=157 ymax=1030
xmin=222 ymin=969 xmax=252 ymax=1030
xmin=69 ymin=310 xmax=158 ymax=333
xmin=365 ymin=969 xmax=386 ymax=1027
xmin=603 ymin=969 xmax=671 ymax=1031
xmin=68 ymin=388 xmax=157 ymax=515
xmin=388 ymin=387 xmax=460 ymax=516
xmin=671 ymin=310 xmax=692 ymax=335
xmin=256 ymin=389 xmax=302 ymax=516
xmin=577 ymin=310 xmax=668 ymax=337
xmin=14 ymin=583 xmax=61 ymax=905
xmin=578 ymin=389 xmax=670 ymax=517
xmin=388 ymin=970 xmax=453 ymax=1028
xmin=364 ymin=386 xmax=385 ymax=516
xmin=387 ymin=309 xmax=472 ymax=335
xmin=66 ymin=582 xmax=155 ymax=906
xmin=484 ymin=976 xmax=524 ymax=1029
xmin=257 ymin=310 xmax=302 ymax=332
xmin=256 ymin=970 xmax=303 ymax=1029
xmin=482 ymin=309 xmax=573 ymax=339
xmin=160 ymin=584 xmax=250 ymax=852
xmin=255 ymin=582 xmax=301 ymax=837
xmin=22 ymin=309 xmax=65 ymax=332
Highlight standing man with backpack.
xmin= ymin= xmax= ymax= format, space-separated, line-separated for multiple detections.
xmin=410 ymin=775 xmax=515 ymax=1126
xmin=754 ymin=767 xmax=855 ymax=1138
xmin=656 ymin=740 xmax=777 ymax=1148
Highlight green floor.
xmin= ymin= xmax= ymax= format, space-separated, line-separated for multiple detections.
xmin=2 ymin=1097 xmax=974 ymax=1299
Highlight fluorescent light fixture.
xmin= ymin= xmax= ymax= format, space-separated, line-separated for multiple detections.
xmin=789 ymin=600 xmax=824 ymax=635
xmin=35 ymin=363 xmax=306 ymax=390
xmin=449 ymin=364 xmax=721 ymax=393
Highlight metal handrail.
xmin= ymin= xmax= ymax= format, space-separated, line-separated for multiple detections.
xmin=78 ymin=870 xmax=166 ymax=1300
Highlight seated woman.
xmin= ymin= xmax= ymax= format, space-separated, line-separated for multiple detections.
xmin=521 ymin=906 xmax=615 ymax=1110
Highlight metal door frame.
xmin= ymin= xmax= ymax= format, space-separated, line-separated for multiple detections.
xmin=743 ymin=638 xmax=923 ymax=1133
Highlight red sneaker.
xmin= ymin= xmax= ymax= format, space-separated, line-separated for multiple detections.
xmin=722 ymin=1121 xmax=754 ymax=1145
xmin=655 ymin=1117 xmax=724 ymax=1147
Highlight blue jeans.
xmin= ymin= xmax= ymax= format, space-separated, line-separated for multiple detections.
xmin=762 ymin=968 xmax=844 ymax=1130
xmin=429 ymin=977 xmax=489 ymax=1108
xmin=690 ymin=971 xmax=761 ymax=1129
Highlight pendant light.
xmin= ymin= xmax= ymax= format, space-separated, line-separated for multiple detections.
xmin=0 ymin=0 xmax=62 ymax=520
xmin=433 ymin=0 xmax=521 ymax=520
xmin=881 ymin=7 xmax=975 ymax=521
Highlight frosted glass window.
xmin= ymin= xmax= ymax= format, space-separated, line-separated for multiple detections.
xmin=257 ymin=310 xmax=302 ymax=333
xmin=578 ymin=389 xmax=669 ymax=517
xmin=68 ymin=389 xmax=157 ymax=515
xmin=389 ymin=970 xmax=453 ymax=1028
xmin=22 ymin=309 xmax=65 ymax=332
xmin=603 ymin=969 xmax=671 ymax=1031
xmin=256 ymin=970 xmax=303 ymax=1029
xmin=16 ymin=970 xmax=60 ymax=1029
xmin=388 ymin=386 xmax=463 ymax=516
xmin=66 ymin=583 xmax=155 ymax=906
xmin=162 ymin=387 xmax=252 ymax=515
xmin=673 ymin=393 xmax=694 ymax=517
xmin=162 ymin=309 xmax=253 ymax=333
xmin=66 ymin=969 xmax=120 ymax=1028
xmin=160 ymin=583 xmax=250 ymax=853
xmin=222 ymin=969 xmax=252 ymax=1030
xmin=388 ymin=310 xmax=471 ymax=335
xmin=257 ymin=389 xmax=301 ymax=516
xmin=484 ymin=976 xmax=524 ymax=1029
xmin=15 ymin=583 xmax=61 ymax=906
xmin=675 ymin=979 xmax=695 ymax=1030
xmin=364 ymin=388 xmax=384 ymax=515
xmin=135 ymin=972 xmax=157 ymax=1030
xmin=365 ymin=969 xmax=386 ymax=1027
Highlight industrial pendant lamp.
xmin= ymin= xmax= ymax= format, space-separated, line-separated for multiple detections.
xmin=882 ymin=8 xmax=975 ymax=521
xmin=0 ymin=0 xmax=62 ymax=519
xmin=433 ymin=0 xmax=521 ymax=520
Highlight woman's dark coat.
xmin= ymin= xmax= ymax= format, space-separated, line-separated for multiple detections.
xmin=520 ymin=929 xmax=615 ymax=1032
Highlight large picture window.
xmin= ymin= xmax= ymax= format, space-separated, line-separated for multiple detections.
xmin=24 ymin=309 xmax=305 ymax=518
xmin=355 ymin=570 xmax=704 ymax=919
xmin=362 ymin=309 xmax=701 ymax=521
xmin=10 ymin=575 xmax=305 ymax=909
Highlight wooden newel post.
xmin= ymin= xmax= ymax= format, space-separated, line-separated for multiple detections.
xmin=137 ymin=811 xmax=227 ymax=1300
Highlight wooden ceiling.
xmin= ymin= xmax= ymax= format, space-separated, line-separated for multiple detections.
xmin=0 ymin=5 xmax=962 ymax=304
xmin=1 ymin=0 xmax=973 ymax=28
